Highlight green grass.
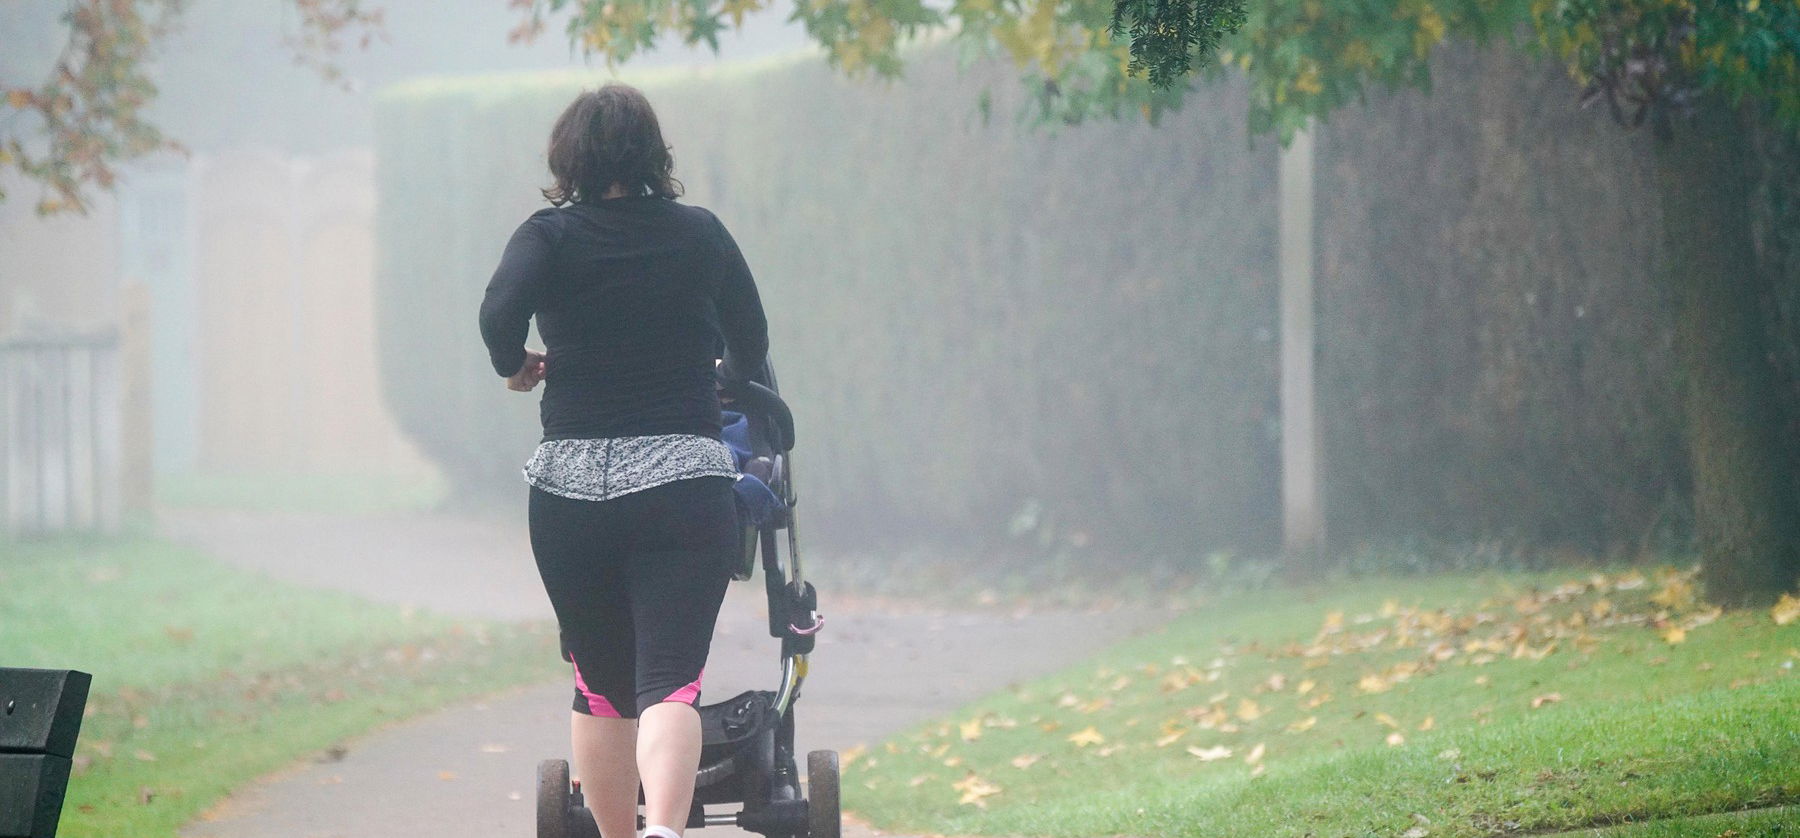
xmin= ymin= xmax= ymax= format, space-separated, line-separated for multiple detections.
xmin=155 ymin=471 xmax=448 ymax=515
xmin=1568 ymin=806 xmax=1797 ymax=835
xmin=845 ymin=570 xmax=1800 ymax=837
xmin=0 ymin=535 xmax=556 ymax=838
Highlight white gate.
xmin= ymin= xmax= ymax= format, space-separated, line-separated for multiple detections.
xmin=0 ymin=333 xmax=122 ymax=536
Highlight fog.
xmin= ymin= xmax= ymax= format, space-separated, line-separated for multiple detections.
xmin=6 ymin=3 xmax=1798 ymax=837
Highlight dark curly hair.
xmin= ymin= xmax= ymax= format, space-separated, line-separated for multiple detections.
xmin=543 ymin=83 xmax=683 ymax=205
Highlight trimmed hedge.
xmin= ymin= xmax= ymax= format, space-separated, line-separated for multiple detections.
xmin=375 ymin=45 xmax=1721 ymax=558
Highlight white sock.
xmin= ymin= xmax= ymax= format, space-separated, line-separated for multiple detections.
xmin=642 ymin=825 xmax=681 ymax=838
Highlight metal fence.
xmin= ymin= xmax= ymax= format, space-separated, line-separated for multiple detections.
xmin=1 ymin=333 xmax=122 ymax=536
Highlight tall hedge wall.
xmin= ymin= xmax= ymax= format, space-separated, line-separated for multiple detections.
xmin=375 ymin=51 xmax=1283 ymax=552
xmin=375 ymin=45 xmax=1714 ymax=557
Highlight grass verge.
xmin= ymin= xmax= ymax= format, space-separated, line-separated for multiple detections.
xmin=0 ymin=534 xmax=556 ymax=838
xmin=844 ymin=569 xmax=1800 ymax=837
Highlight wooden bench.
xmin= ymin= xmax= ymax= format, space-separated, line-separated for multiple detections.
xmin=1 ymin=669 xmax=91 ymax=838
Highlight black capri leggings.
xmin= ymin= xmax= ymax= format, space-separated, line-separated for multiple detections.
xmin=528 ymin=476 xmax=737 ymax=719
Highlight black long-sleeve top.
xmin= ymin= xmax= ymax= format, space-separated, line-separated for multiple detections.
xmin=478 ymin=197 xmax=769 ymax=442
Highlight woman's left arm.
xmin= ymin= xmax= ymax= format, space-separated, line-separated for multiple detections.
xmin=479 ymin=211 xmax=558 ymax=382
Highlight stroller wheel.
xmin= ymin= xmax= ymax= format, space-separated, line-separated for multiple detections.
xmin=537 ymin=759 xmax=571 ymax=838
xmin=805 ymin=750 xmax=841 ymax=838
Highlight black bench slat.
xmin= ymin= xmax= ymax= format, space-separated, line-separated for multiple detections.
xmin=0 ymin=753 xmax=72 ymax=838
xmin=0 ymin=670 xmax=91 ymax=758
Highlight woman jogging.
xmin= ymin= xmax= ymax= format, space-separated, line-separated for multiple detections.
xmin=478 ymin=82 xmax=769 ymax=838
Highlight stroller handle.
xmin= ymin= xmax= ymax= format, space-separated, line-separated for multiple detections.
xmin=720 ymin=377 xmax=795 ymax=452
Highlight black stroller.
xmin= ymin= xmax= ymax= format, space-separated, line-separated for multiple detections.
xmin=536 ymin=365 xmax=838 ymax=838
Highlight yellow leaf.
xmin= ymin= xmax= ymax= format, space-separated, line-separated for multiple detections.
xmin=1320 ymin=611 xmax=1346 ymax=634
xmin=1418 ymin=716 xmax=1436 ymax=731
xmin=1661 ymin=625 xmax=1687 ymax=645
xmin=1651 ymin=574 xmax=1696 ymax=610
xmin=1154 ymin=730 xmax=1186 ymax=747
xmin=1009 ymin=753 xmax=1040 ymax=769
xmin=952 ymin=774 xmax=1002 ymax=807
xmin=1530 ymin=692 xmax=1563 ymax=709
xmin=1236 ymin=699 xmax=1265 ymax=721
xmin=1186 ymin=744 xmax=1233 ymax=761
xmin=959 ymin=718 xmax=983 ymax=742
xmin=1286 ymin=716 xmax=1317 ymax=733
xmin=841 ymin=744 xmax=869 ymax=767
xmin=1374 ymin=712 xmax=1400 ymax=729
xmin=1245 ymin=742 xmax=1266 ymax=764
xmin=1358 ymin=674 xmax=1391 ymax=694
xmin=1296 ymin=679 xmax=1316 ymax=695
xmin=1067 ymin=726 xmax=1105 ymax=747
xmin=1772 ymin=593 xmax=1800 ymax=626
xmin=1385 ymin=732 xmax=1406 ymax=747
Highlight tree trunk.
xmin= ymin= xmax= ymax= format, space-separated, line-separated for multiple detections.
xmin=1655 ymin=103 xmax=1800 ymax=605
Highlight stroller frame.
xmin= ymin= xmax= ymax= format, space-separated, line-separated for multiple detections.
xmin=537 ymin=366 xmax=838 ymax=838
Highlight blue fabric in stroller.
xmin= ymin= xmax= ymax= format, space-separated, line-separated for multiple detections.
xmin=721 ymin=409 xmax=789 ymax=529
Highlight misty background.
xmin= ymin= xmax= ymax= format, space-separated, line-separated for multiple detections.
xmin=6 ymin=0 xmax=1793 ymax=574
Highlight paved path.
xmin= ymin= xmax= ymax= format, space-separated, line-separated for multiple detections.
xmin=162 ymin=508 xmax=1165 ymax=838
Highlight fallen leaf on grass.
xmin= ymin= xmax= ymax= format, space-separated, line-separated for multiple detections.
xmin=841 ymin=744 xmax=869 ymax=767
xmin=1154 ymin=730 xmax=1186 ymax=747
xmin=1009 ymin=754 xmax=1040 ymax=769
xmin=1187 ymin=745 xmax=1232 ymax=761
xmin=953 ymin=774 xmax=1001 ymax=807
xmin=1067 ymin=726 xmax=1105 ymax=747
xmin=1358 ymin=674 xmax=1391 ymax=694
xmin=1244 ymin=743 xmax=1266 ymax=764
xmin=959 ymin=718 xmax=983 ymax=742
xmin=1418 ymin=716 xmax=1436 ymax=731
xmin=133 ymin=750 xmax=156 ymax=762
xmin=1660 ymin=625 xmax=1687 ymax=645
xmin=1773 ymin=594 xmax=1800 ymax=626
xmin=1385 ymin=732 xmax=1406 ymax=747
xmin=1286 ymin=716 xmax=1316 ymax=733
xmin=1236 ymin=699 xmax=1265 ymax=721
xmin=1531 ymin=693 xmax=1563 ymax=709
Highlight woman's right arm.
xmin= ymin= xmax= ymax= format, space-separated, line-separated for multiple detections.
xmin=710 ymin=213 xmax=769 ymax=382
xmin=479 ymin=211 xmax=557 ymax=380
